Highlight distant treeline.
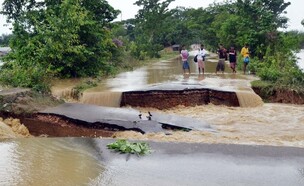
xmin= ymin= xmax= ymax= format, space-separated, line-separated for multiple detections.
xmin=0 ymin=34 xmax=12 ymax=47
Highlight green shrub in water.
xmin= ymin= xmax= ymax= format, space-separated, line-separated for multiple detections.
xmin=107 ymin=139 xmax=152 ymax=156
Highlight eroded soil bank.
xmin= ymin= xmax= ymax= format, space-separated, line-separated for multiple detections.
xmin=253 ymin=86 xmax=304 ymax=104
xmin=5 ymin=102 xmax=304 ymax=149
xmin=1 ymin=87 xmax=304 ymax=149
xmin=0 ymin=117 xmax=31 ymax=138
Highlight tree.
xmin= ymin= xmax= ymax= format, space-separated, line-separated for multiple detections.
xmin=133 ymin=0 xmax=175 ymax=58
xmin=233 ymin=0 xmax=290 ymax=55
xmin=0 ymin=0 xmax=119 ymax=91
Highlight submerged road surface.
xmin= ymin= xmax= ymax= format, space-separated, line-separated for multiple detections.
xmin=95 ymin=139 xmax=304 ymax=186
xmin=0 ymin=138 xmax=304 ymax=186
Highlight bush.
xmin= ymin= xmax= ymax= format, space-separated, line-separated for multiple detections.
xmin=252 ymin=43 xmax=304 ymax=89
xmin=257 ymin=67 xmax=283 ymax=82
xmin=251 ymin=80 xmax=275 ymax=99
xmin=0 ymin=62 xmax=51 ymax=93
xmin=107 ymin=139 xmax=152 ymax=156
xmin=247 ymin=57 xmax=260 ymax=74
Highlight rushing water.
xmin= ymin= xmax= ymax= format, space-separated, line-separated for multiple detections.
xmin=116 ymin=103 xmax=304 ymax=147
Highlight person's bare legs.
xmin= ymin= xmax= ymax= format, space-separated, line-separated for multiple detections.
xmin=232 ymin=67 xmax=236 ymax=73
xmin=243 ymin=63 xmax=248 ymax=74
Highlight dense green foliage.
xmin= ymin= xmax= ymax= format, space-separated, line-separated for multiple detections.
xmin=0 ymin=0 xmax=119 ymax=91
xmin=115 ymin=0 xmax=298 ymax=58
xmin=132 ymin=0 xmax=174 ymax=58
xmin=107 ymin=139 xmax=152 ymax=155
xmin=255 ymin=49 xmax=303 ymax=88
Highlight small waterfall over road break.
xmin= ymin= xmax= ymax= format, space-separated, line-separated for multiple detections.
xmin=236 ymin=91 xmax=263 ymax=107
xmin=52 ymin=87 xmax=78 ymax=100
xmin=80 ymin=91 xmax=122 ymax=107
xmin=198 ymin=76 xmax=264 ymax=108
xmin=51 ymin=78 xmax=82 ymax=101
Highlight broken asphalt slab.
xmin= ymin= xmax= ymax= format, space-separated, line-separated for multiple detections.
xmin=39 ymin=103 xmax=214 ymax=133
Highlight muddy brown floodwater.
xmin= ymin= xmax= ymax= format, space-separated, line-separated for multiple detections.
xmin=50 ymin=51 xmax=304 ymax=148
xmin=1 ymin=50 xmax=304 ymax=186
xmin=114 ymin=103 xmax=304 ymax=148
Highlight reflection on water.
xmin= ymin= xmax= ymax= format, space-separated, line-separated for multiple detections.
xmin=93 ymin=152 xmax=303 ymax=186
xmin=0 ymin=138 xmax=103 ymax=186
xmin=52 ymin=55 xmax=249 ymax=95
xmin=90 ymin=56 xmax=246 ymax=92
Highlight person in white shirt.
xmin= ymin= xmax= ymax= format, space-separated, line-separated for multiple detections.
xmin=197 ymin=44 xmax=206 ymax=74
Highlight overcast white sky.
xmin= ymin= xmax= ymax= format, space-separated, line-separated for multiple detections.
xmin=0 ymin=0 xmax=303 ymax=35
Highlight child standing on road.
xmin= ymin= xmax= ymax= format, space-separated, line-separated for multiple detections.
xmin=180 ymin=45 xmax=190 ymax=74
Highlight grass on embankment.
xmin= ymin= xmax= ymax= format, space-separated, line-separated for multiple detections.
xmin=251 ymin=80 xmax=304 ymax=103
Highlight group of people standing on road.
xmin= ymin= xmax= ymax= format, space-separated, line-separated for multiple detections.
xmin=180 ymin=43 xmax=250 ymax=75
xmin=180 ymin=44 xmax=207 ymax=75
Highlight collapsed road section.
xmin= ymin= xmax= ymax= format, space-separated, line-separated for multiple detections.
xmin=23 ymin=103 xmax=214 ymax=137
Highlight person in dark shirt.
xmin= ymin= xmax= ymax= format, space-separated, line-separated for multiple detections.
xmin=228 ymin=46 xmax=237 ymax=73
xmin=216 ymin=44 xmax=227 ymax=74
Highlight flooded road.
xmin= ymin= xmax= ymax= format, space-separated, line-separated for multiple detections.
xmin=50 ymin=52 xmax=304 ymax=148
xmin=52 ymin=53 xmax=258 ymax=107
xmin=2 ymin=51 xmax=304 ymax=185
xmin=82 ymin=54 xmax=249 ymax=93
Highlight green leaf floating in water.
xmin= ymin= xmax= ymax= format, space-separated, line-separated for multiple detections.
xmin=107 ymin=139 xmax=152 ymax=155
